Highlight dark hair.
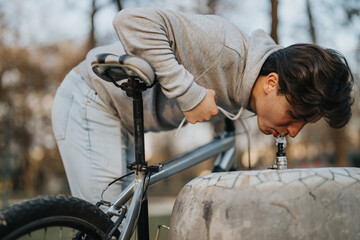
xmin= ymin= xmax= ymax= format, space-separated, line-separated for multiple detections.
xmin=259 ymin=44 xmax=354 ymax=128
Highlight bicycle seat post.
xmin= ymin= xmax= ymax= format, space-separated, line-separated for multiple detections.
xmin=133 ymin=88 xmax=145 ymax=166
xmin=121 ymin=77 xmax=148 ymax=169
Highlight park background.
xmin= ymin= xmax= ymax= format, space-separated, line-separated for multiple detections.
xmin=0 ymin=0 xmax=359 ymax=223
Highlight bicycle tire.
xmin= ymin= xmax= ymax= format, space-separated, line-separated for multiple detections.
xmin=0 ymin=195 xmax=119 ymax=240
xmin=170 ymin=167 xmax=360 ymax=240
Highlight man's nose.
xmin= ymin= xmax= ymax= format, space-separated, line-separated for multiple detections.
xmin=287 ymin=122 xmax=306 ymax=138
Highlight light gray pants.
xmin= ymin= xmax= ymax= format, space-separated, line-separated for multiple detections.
xmin=51 ymin=70 xmax=134 ymax=204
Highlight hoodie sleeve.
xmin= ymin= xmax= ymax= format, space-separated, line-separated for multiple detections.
xmin=113 ymin=8 xmax=207 ymax=112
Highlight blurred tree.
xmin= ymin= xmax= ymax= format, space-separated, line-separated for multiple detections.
xmin=0 ymin=41 xmax=90 ymax=202
xmin=0 ymin=47 xmax=44 ymax=197
xmin=113 ymin=0 xmax=123 ymax=11
xmin=306 ymin=0 xmax=317 ymax=44
xmin=89 ymin=0 xmax=98 ymax=49
xmin=299 ymin=0 xmax=360 ymax=167
xmin=206 ymin=0 xmax=219 ymax=14
xmin=270 ymin=0 xmax=278 ymax=43
xmin=342 ymin=0 xmax=360 ymax=23
xmin=87 ymin=0 xmax=123 ymax=50
xmin=0 ymin=3 xmax=89 ymax=203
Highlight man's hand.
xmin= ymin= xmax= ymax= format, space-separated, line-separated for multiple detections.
xmin=183 ymin=89 xmax=219 ymax=124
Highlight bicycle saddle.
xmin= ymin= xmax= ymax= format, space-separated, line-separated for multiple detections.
xmin=91 ymin=53 xmax=156 ymax=86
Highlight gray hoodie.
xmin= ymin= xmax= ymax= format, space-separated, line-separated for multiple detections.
xmin=78 ymin=8 xmax=282 ymax=134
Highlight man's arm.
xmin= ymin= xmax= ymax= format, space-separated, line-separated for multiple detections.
xmin=113 ymin=8 xmax=218 ymax=123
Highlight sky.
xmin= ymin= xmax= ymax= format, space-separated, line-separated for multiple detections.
xmin=2 ymin=0 xmax=358 ymax=67
xmin=0 ymin=0 xmax=312 ymax=44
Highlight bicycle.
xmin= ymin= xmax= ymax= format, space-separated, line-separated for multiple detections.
xmin=0 ymin=54 xmax=244 ymax=240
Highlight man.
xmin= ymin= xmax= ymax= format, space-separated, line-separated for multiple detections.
xmin=51 ymin=8 xmax=354 ymax=204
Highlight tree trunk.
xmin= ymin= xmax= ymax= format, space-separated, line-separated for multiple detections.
xmin=114 ymin=0 xmax=123 ymax=11
xmin=270 ymin=0 xmax=279 ymax=44
xmin=87 ymin=0 xmax=98 ymax=50
xmin=306 ymin=0 xmax=317 ymax=44
xmin=206 ymin=0 xmax=218 ymax=14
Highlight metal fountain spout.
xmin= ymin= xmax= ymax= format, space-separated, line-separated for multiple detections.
xmin=268 ymin=136 xmax=287 ymax=170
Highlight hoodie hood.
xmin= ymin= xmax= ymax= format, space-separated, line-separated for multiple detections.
xmin=236 ymin=29 xmax=283 ymax=107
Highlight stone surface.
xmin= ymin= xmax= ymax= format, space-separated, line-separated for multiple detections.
xmin=169 ymin=168 xmax=360 ymax=240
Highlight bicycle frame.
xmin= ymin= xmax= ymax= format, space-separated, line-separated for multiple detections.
xmin=105 ymin=130 xmax=236 ymax=240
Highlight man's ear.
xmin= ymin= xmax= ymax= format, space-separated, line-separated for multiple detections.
xmin=263 ymin=72 xmax=279 ymax=94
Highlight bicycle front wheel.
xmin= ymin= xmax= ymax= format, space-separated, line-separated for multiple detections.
xmin=0 ymin=195 xmax=119 ymax=240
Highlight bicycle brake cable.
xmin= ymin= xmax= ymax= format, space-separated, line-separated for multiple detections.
xmin=99 ymin=171 xmax=135 ymax=204
xmin=142 ymin=172 xmax=153 ymax=199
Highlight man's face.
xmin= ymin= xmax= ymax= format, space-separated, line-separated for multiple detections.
xmin=252 ymin=73 xmax=321 ymax=138
xmin=256 ymin=93 xmax=320 ymax=138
